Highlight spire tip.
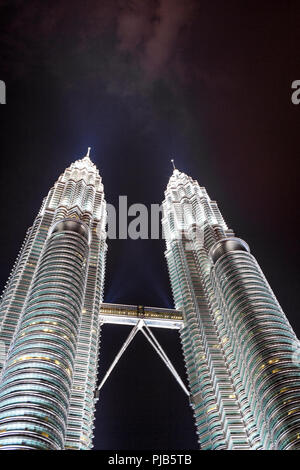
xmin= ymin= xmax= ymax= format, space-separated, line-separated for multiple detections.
xmin=171 ymin=159 xmax=176 ymax=170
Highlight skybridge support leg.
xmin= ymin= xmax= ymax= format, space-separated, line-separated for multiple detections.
xmin=94 ymin=321 xmax=141 ymax=402
xmin=140 ymin=323 xmax=190 ymax=397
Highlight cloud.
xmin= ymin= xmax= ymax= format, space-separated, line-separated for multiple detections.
xmin=142 ymin=0 xmax=197 ymax=78
xmin=1 ymin=1 xmax=200 ymax=82
xmin=117 ymin=0 xmax=198 ymax=79
xmin=1 ymin=0 xmax=224 ymax=101
xmin=117 ymin=1 xmax=156 ymax=53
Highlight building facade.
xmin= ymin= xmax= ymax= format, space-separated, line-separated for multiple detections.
xmin=0 ymin=150 xmax=107 ymax=449
xmin=162 ymin=167 xmax=300 ymax=449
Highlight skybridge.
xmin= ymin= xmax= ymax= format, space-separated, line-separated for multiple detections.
xmin=96 ymin=303 xmax=189 ymax=401
xmin=99 ymin=302 xmax=183 ymax=329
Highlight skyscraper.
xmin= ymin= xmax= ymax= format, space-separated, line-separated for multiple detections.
xmin=0 ymin=153 xmax=299 ymax=451
xmin=162 ymin=166 xmax=300 ymax=449
xmin=0 ymin=150 xmax=107 ymax=449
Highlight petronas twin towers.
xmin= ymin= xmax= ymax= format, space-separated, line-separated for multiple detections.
xmin=0 ymin=150 xmax=299 ymax=450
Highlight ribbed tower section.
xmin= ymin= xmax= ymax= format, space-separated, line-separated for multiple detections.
xmin=0 ymin=151 xmax=107 ymax=449
xmin=162 ymin=168 xmax=300 ymax=450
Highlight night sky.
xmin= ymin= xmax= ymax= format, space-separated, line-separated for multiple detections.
xmin=0 ymin=0 xmax=299 ymax=450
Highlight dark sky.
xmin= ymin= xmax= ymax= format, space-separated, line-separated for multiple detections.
xmin=0 ymin=0 xmax=299 ymax=450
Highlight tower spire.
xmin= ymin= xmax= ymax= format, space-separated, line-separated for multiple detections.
xmin=86 ymin=147 xmax=91 ymax=159
xmin=171 ymin=159 xmax=176 ymax=170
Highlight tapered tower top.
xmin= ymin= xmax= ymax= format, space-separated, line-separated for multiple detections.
xmin=170 ymin=158 xmax=181 ymax=179
xmin=82 ymin=146 xmax=92 ymax=163
xmin=72 ymin=147 xmax=97 ymax=172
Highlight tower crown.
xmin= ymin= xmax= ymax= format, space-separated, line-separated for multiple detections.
xmin=58 ymin=147 xmax=102 ymax=189
xmin=72 ymin=147 xmax=97 ymax=171
xmin=167 ymin=168 xmax=190 ymax=189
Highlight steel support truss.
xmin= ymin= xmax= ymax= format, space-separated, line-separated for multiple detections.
xmin=94 ymin=320 xmax=189 ymax=402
